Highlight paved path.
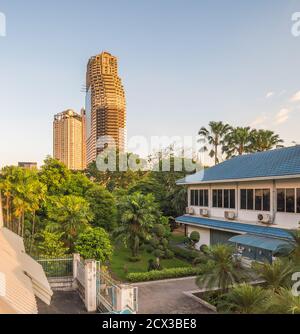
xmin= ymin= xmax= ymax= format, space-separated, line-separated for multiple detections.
xmin=37 ymin=291 xmax=88 ymax=314
xmin=136 ymin=277 xmax=214 ymax=314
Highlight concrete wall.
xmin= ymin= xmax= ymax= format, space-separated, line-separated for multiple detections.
xmin=187 ymin=225 xmax=210 ymax=249
xmin=187 ymin=178 xmax=300 ymax=230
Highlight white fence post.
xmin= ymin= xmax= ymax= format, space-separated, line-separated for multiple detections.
xmin=72 ymin=254 xmax=80 ymax=289
xmin=84 ymin=260 xmax=97 ymax=312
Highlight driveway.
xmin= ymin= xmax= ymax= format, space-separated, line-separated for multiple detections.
xmin=37 ymin=291 xmax=88 ymax=314
xmin=136 ymin=277 xmax=215 ymax=314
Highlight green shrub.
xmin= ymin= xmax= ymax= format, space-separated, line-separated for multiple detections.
xmin=190 ymin=231 xmax=200 ymax=243
xmin=200 ymin=244 xmax=209 ymax=254
xmin=153 ymin=249 xmax=164 ymax=258
xmin=192 ymin=254 xmax=208 ymax=265
xmin=169 ymin=244 xmax=200 ymax=261
xmin=152 ymin=224 xmax=166 ymax=238
xmin=161 ymin=238 xmax=169 ymax=248
xmin=146 ymin=245 xmax=154 ymax=253
xmin=129 ymin=256 xmax=142 ymax=262
xmin=163 ymin=249 xmax=174 ymax=259
xmin=149 ymin=237 xmax=159 ymax=248
xmin=127 ymin=267 xmax=203 ymax=282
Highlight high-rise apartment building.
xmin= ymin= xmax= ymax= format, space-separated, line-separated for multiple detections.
xmin=85 ymin=51 xmax=126 ymax=165
xmin=53 ymin=109 xmax=86 ymax=170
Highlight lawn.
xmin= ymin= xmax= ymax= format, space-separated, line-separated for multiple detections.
xmin=110 ymin=243 xmax=191 ymax=281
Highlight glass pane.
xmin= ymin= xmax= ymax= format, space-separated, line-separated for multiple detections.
xmin=241 ymin=189 xmax=246 ymax=210
xmin=195 ymin=189 xmax=199 ymax=206
xmin=247 ymin=189 xmax=254 ymax=210
xmin=286 ymin=189 xmax=295 ymax=213
xmin=230 ymin=189 xmax=235 ymax=209
xmin=213 ymin=190 xmax=217 ymax=208
xmin=255 ymin=189 xmax=262 ymax=211
xmin=263 ymin=189 xmax=270 ymax=211
xmin=224 ymin=190 xmax=229 ymax=208
xmin=204 ymin=190 xmax=209 ymax=207
xmin=199 ymin=190 xmax=204 ymax=206
xmin=217 ymin=189 xmax=223 ymax=208
xmin=297 ymin=189 xmax=300 ymax=213
xmin=190 ymin=190 xmax=195 ymax=206
xmin=277 ymin=189 xmax=285 ymax=212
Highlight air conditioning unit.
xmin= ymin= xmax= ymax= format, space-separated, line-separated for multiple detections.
xmin=257 ymin=213 xmax=272 ymax=224
xmin=200 ymin=209 xmax=209 ymax=217
xmin=186 ymin=207 xmax=195 ymax=215
xmin=225 ymin=211 xmax=236 ymax=220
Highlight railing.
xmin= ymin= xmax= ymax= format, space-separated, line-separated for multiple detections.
xmin=96 ymin=270 xmax=120 ymax=312
xmin=36 ymin=257 xmax=73 ymax=278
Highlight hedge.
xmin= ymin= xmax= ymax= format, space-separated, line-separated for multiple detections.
xmin=126 ymin=267 xmax=202 ymax=282
xmin=169 ymin=244 xmax=200 ymax=261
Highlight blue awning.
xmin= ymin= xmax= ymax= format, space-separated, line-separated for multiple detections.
xmin=229 ymin=234 xmax=294 ymax=255
xmin=175 ymin=215 xmax=293 ymax=240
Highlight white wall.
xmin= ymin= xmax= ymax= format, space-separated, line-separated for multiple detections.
xmin=187 ymin=178 xmax=300 ymax=230
xmin=187 ymin=225 xmax=210 ymax=249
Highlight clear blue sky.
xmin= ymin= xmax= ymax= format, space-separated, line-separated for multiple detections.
xmin=0 ymin=0 xmax=300 ymax=166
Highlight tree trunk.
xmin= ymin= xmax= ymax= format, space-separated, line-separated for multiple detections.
xmin=214 ymin=144 xmax=218 ymax=165
xmin=30 ymin=212 xmax=36 ymax=253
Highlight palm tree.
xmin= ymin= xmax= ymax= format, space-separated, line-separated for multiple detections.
xmin=198 ymin=121 xmax=231 ymax=165
xmin=251 ymin=129 xmax=284 ymax=152
xmin=265 ymin=288 xmax=300 ymax=314
xmin=252 ymin=259 xmax=295 ymax=291
xmin=220 ymin=283 xmax=270 ymax=314
xmin=114 ymin=192 xmax=159 ymax=257
xmin=196 ymin=244 xmax=242 ymax=293
xmin=223 ymin=127 xmax=255 ymax=159
xmin=289 ymin=229 xmax=300 ymax=265
xmin=46 ymin=195 xmax=93 ymax=250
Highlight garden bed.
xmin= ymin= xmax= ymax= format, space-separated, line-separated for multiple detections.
xmin=110 ymin=244 xmax=191 ymax=281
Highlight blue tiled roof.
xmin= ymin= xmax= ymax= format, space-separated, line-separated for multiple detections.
xmin=175 ymin=215 xmax=293 ymax=240
xmin=177 ymin=146 xmax=300 ymax=184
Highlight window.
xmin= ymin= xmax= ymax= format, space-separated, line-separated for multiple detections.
xmin=286 ymin=189 xmax=295 ymax=213
xmin=277 ymin=188 xmax=300 ymax=213
xmin=255 ymin=189 xmax=263 ymax=211
xmin=277 ymin=189 xmax=285 ymax=212
xmin=240 ymin=189 xmax=254 ymax=210
xmin=190 ymin=189 xmax=209 ymax=207
xmin=212 ymin=189 xmax=235 ymax=209
xmin=240 ymin=189 xmax=270 ymax=211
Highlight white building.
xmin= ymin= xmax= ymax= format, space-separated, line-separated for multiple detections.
xmin=176 ymin=146 xmax=300 ymax=262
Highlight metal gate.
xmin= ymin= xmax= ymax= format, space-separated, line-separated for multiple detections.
xmin=96 ymin=262 xmax=120 ymax=312
xmin=96 ymin=262 xmax=138 ymax=313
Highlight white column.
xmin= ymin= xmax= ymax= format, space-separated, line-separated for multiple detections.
xmin=72 ymin=254 xmax=80 ymax=289
xmin=84 ymin=260 xmax=97 ymax=312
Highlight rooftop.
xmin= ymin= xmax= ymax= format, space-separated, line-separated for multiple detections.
xmin=177 ymin=146 xmax=300 ymax=185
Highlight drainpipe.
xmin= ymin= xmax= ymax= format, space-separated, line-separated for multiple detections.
xmin=236 ymin=182 xmax=239 ymax=219
xmin=272 ymin=180 xmax=276 ymax=224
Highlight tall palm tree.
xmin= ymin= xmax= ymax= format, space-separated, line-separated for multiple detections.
xmin=223 ymin=127 xmax=255 ymax=158
xmin=46 ymin=195 xmax=93 ymax=250
xmin=252 ymin=259 xmax=295 ymax=291
xmin=114 ymin=192 xmax=159 ymax=257
xmin=219 ymin=283 xmax=270 ymax=314
xmin=198 ymin=121 xmax=231 ymax=165
xmin=196 ymin=244 xmax=242 ymax=293
xmin=251 ymin=129 xmax=284 ymax=152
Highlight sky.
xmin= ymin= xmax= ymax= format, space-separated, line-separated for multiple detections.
xmin=0 ymin=0 xmax=300 ymax=167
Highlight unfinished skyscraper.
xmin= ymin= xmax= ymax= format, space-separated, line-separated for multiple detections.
xmin=85 ymin=51 xmax=126 ymax=165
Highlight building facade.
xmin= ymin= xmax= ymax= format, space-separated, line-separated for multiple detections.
xmin=176 ymin=146 xmax=300 ymax=262
xmin=53 ymin=109 xmax=86 ymax=170
xmin=18 ymin=162 xmax=38 ymax=169
xmin=85 ymin=51 xmax=126 ymax=165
